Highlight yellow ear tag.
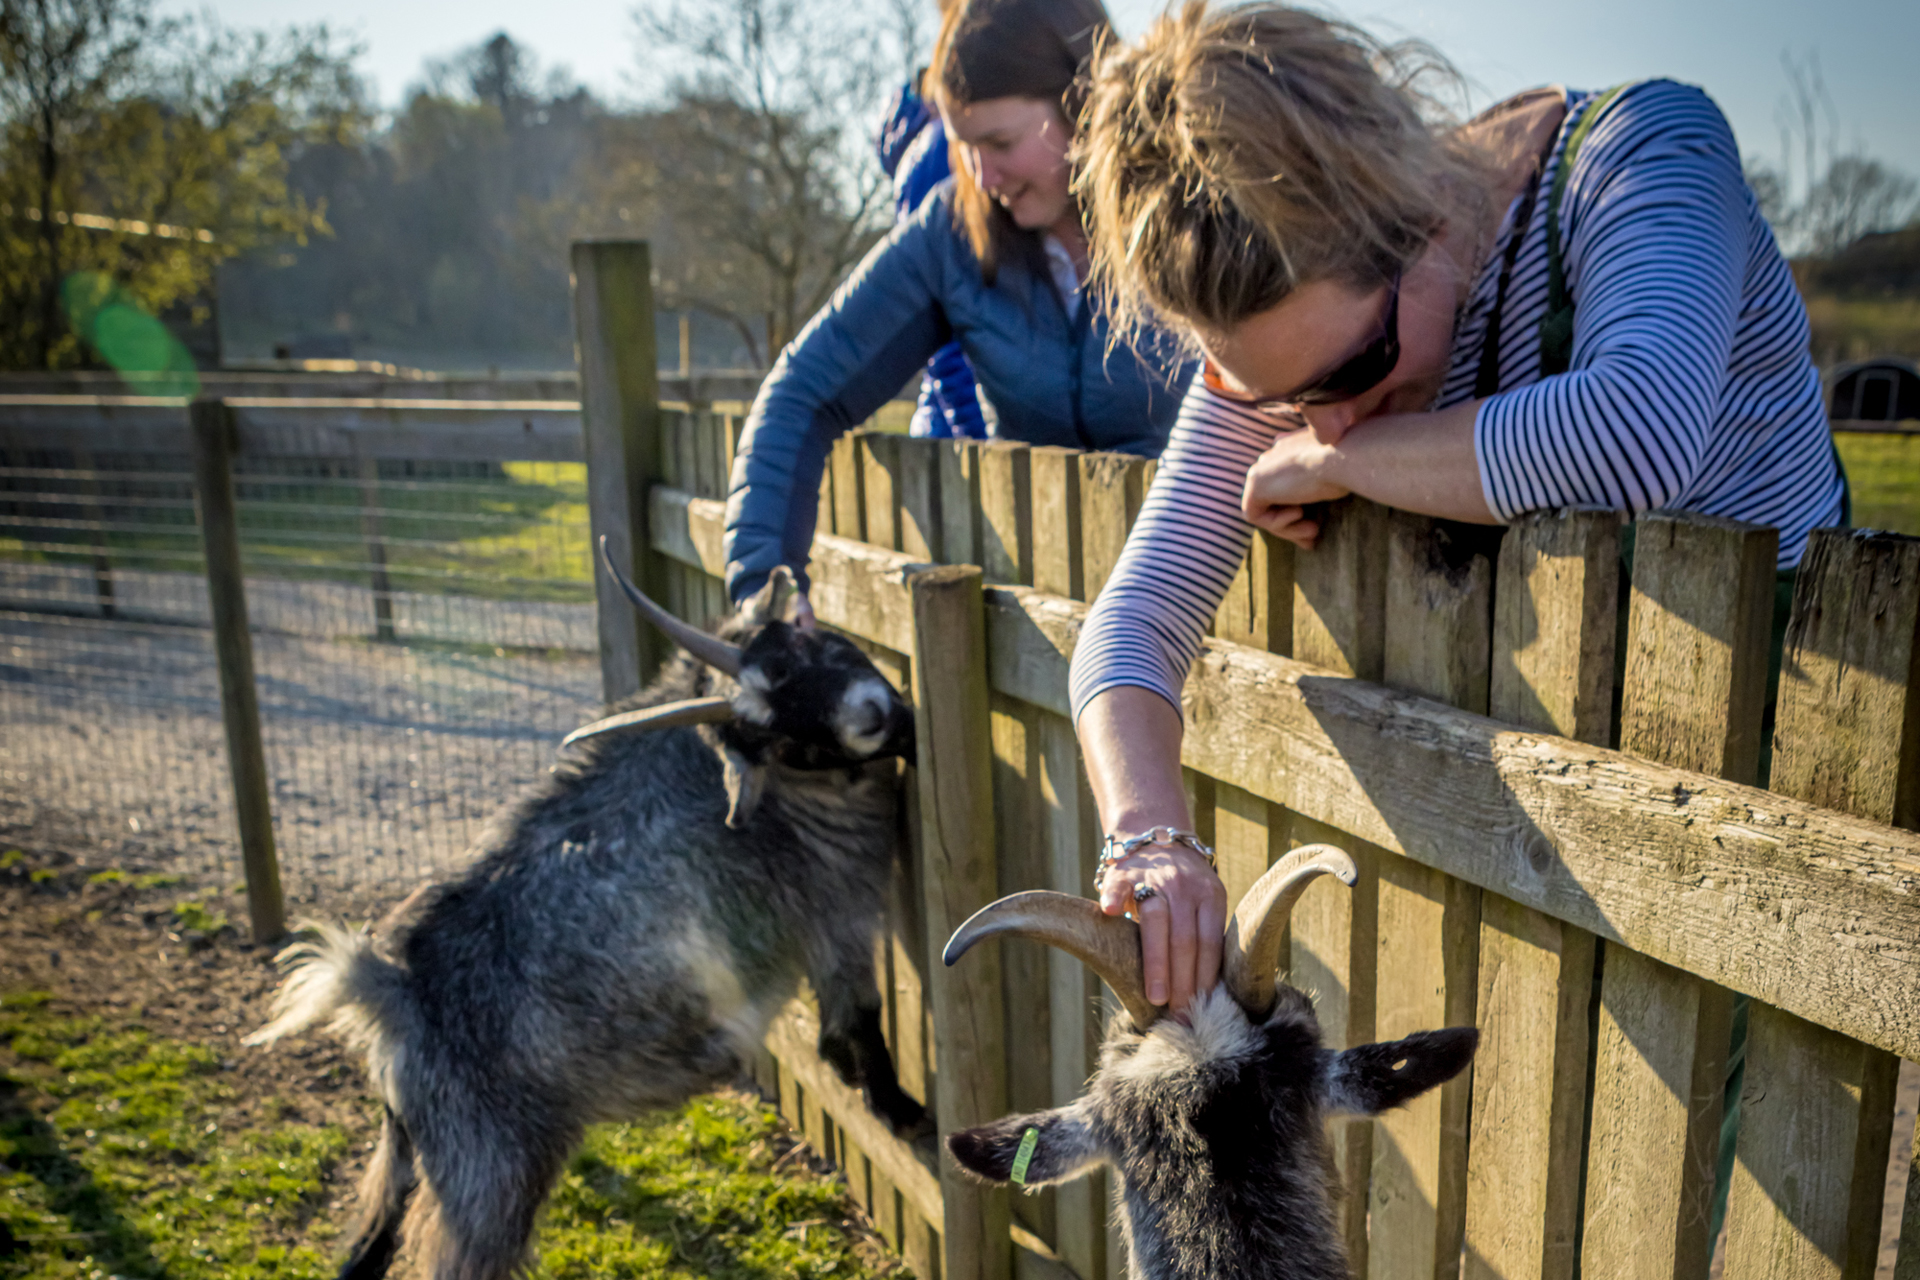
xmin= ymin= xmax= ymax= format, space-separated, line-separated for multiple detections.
xmin=1010 ymin=1126 xmax=1040 ymax=1186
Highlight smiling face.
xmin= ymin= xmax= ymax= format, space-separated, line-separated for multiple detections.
xmin=1198 ymin=235 xmax=1470 ymax=444
xmin=944 ymin=95 xmax=1075 ymax=237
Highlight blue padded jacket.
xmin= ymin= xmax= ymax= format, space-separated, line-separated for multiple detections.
xmin=723 ymin=180 xmax=1194 ymax=602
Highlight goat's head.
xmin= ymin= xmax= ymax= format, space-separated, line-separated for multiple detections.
xmin=563 ymin=538 xmax=915 ymax=825
xmin=941 ymin=847 xmax=1478 ymax=1280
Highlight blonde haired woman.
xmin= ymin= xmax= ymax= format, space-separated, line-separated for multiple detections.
xmin=1067 ymin=3 xmax=1842 ymax=1013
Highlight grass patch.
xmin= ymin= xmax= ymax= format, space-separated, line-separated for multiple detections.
xmin=1 ymin=994 xmax=897 ymax=1280
xmin=0 ymin=993 xmax=353 ymax=1280
xmin=1836 ymin=433 xmax=1920 ymax=536
xmin=1 ymin=460 xmax=593 ymax=605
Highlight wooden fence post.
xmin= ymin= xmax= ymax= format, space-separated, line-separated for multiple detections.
xmin=911 ymin=563 xmax=1011 ymax=1280
xmin=71 ymin=445 xmax=115 ymax=619
xmin=356 ymin=454 xmax=395 ymax=641
xmin=1580 ymin=511 xmax=1774 ymax=1280
xmin=571 ymin=240 xmax=663 ymax=702
xmin=1724 ymin=527 xmax=1916 ymax=1280
xmin=189 ymin=397 xmax=285 ymax=943
xmin=1465 ymin=507 xmax=1619 ymax=1280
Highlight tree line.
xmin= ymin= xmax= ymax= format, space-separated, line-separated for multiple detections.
xmin=2 ymin=0 xmax=1915 ymax=374
xmin=1 ymin=0 xmax=916 ymax=372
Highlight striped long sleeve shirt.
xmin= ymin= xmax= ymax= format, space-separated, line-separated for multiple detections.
xmin=1068 ymin=80 xmax=1843 ymax=724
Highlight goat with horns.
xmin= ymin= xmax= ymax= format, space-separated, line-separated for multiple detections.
xmin=247 ymin=540 xmax=925 ymax=1280
xmin=943 ymin=846 xmax=1479 ymax=1280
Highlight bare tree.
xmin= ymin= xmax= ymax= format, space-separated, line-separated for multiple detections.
xmin=1759 ymin=50 xmax=1920 ymax=256
xmin=627 ymin=0 xmax=906 ymax=364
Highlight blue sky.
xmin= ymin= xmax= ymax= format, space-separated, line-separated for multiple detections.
xmin=165 ymin=0 xmax=1920 ymax=189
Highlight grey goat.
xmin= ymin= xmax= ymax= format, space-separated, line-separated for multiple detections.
xmin=942 ymin=846 xmax=1479 ymax=1280
xmin=246 ymin=544 xmax=925 ymax=1280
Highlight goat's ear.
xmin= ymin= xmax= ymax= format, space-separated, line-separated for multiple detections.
xmin=722 ymin=748 xmax=767 ymax=828
xmin=947 ymin=1106 xmax=1102 ymax=1191
xmin=1326 ymin=1027 xmax=1479 ymax=1117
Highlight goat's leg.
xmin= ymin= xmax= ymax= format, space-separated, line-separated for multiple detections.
xmin=337 ymin=1105 xmax=416 ymax=1280
xmin=809 ymin=935 xmax=928 ymax=1135
xmin=407 ymin=1100 xmax=578 ymax=1280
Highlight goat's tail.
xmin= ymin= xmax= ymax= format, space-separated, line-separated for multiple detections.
xmin=336 ymin=1105 xmax=417 ymax=1280
xmin=244 ymin=921 xmax=414 ymax=1087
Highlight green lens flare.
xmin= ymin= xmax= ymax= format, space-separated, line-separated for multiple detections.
xmin=59 ymin=272 xmax=202 ymax=398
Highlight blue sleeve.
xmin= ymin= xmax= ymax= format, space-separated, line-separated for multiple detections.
xmin=724 ymin=204 xmax=958 ymax=602
xmin=926 ymin=340 xmax=987 ymax=439
xmin=1475 ymin=82 xmax=1746 ymax=518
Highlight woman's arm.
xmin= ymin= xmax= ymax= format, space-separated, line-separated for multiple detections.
xmin=724 ymin=195 xmax=958 ymax=604
xmin=1069 ymin=382 xmax=1278 ymax=1012
xmin=1240 ymin=400 xmax=1490 ymax=545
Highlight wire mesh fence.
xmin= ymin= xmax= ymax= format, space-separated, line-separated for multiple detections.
xmin=1 ymin=426 xmax=602 ymax=899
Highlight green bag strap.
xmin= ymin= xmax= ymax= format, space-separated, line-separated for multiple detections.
xmin=1540 ymin=82 xmax=1635 ymax=376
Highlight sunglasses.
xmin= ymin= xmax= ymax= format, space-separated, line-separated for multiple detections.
xmin=1202 ymin=270 xmax=1403 ymax=413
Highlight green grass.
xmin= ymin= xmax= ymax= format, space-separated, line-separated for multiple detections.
xmin=1806 ymin=294 xmax=1920 ymax=369
xmin=2 ymin=459 xmax=594 ymax=605
xmin=0 ymin=992 xmax=351 ymax=1280
xmin=1 ymin=991 xmax=896 ymax=1280
xmin=1836 ymin=433 xmax=1920 ymax=536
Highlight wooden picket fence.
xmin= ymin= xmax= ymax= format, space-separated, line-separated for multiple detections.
xmin=561 ymin=240 xmax=1920 ymax=1280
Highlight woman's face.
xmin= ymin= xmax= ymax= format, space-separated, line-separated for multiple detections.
xmin=944 ymin=95 xmax=1074 ymax=234
xmin=1198 ymin=239 xmax=1465 ymax=443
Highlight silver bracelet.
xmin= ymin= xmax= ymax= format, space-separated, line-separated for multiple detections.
xmin=1092 ymin=825 xmax=1217 ymax=893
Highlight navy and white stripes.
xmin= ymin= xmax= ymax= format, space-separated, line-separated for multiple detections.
xmin=1068 ymin=81 xmax=1843 ymax=724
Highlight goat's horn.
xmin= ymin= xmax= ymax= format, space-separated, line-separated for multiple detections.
xmin=562 ymin=695 xmax=735 ymax=746
xmin=944 ymin=891 xmax=1161 ymax=1031
xmin=1223 ymin=844 xmax=1357 ymax=1018
xmin=598 ymin=535 xmax=743 ymax=676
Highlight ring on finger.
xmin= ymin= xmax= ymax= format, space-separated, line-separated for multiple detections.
xmin=1133 ymin=884 xmax=1158 ymax=903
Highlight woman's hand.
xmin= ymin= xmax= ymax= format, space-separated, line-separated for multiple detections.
xmin=1242 ymin=430 xmax=1349 ymax=548
xmin=1096 ymin=843 xmax=1228 ymax=1013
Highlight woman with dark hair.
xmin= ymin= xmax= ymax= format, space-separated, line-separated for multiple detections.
xmin=722 ymin=0 xmax=1193 ymax=621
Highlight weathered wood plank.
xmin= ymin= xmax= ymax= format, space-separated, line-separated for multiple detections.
xmin=1463 ymin=508 xmax=1614 ymax=1280
xmin=1289 ymin=813 xmax=1378 ymax=1268
xmin=912 ymin=564 xmax=1011 ymax=1280
xmin=941 ymin=439 xmax=982 ymax=568
xmin=833 ymin=432 xmax=867 ymax=543
xmin=189 ymin=399 xmax=285 ymax=943
xmin=978 ymin=441 xmax=1034 ymax=585
xmin=1725 ymin=526 xmax=1918 ymax=1280
xmin=1725 ymin=1003 xmax=1898 ymax=1280
xmin=1773 ymin=528 xmax=1920 ymax=827
xmin=1490 ymin=508 xmax=1621 ymax=745
xmin=1371 ymin=510 xmax=1491 ymax=1280
xmin=1371 ymin=859 xmax=1479 ymax=1280
xmin=1463 ymin=893 xmax=1594 ymax=1280
xmin=896 ymin=436 xmax=941 ymax=561
xmin=572 ymin=240 xmax=664 ymax=698
xmin=1039 ymin=708 xmax=1107 ymax=1280
xmin=1581 ymin=510 xmax=1772 ymax=1280
xmin=863 ymin=432 xmax=901 ymax=552
xmin=1078 ymin=453 xmax=1148 ymax=602
xmin=1620 ymin=511 xmax=1777 ymax=785
xmin=1293 ymin=497 xmax=1388 ymax=679
xmin=1030 ymin=445 xmax=1083 ymax=600
xmin=1215 ymin=532 xmax=1294 ymax=652
xmin=1383 ymin=512 xmax=1496 ymax=714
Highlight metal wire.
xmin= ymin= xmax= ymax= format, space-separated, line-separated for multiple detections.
xmin=0 ymin=441 xmax=601 ymax=897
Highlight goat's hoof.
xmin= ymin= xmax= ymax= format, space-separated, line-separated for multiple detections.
xmin=870 ymin=1091 xmax=933 ymax=1141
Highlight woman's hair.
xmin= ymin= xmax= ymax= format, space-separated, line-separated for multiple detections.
xmin=929 ymin=0 xmax=1115 ymax=277
xmin=1076 ymin=1 xmax=1490 ymax=340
